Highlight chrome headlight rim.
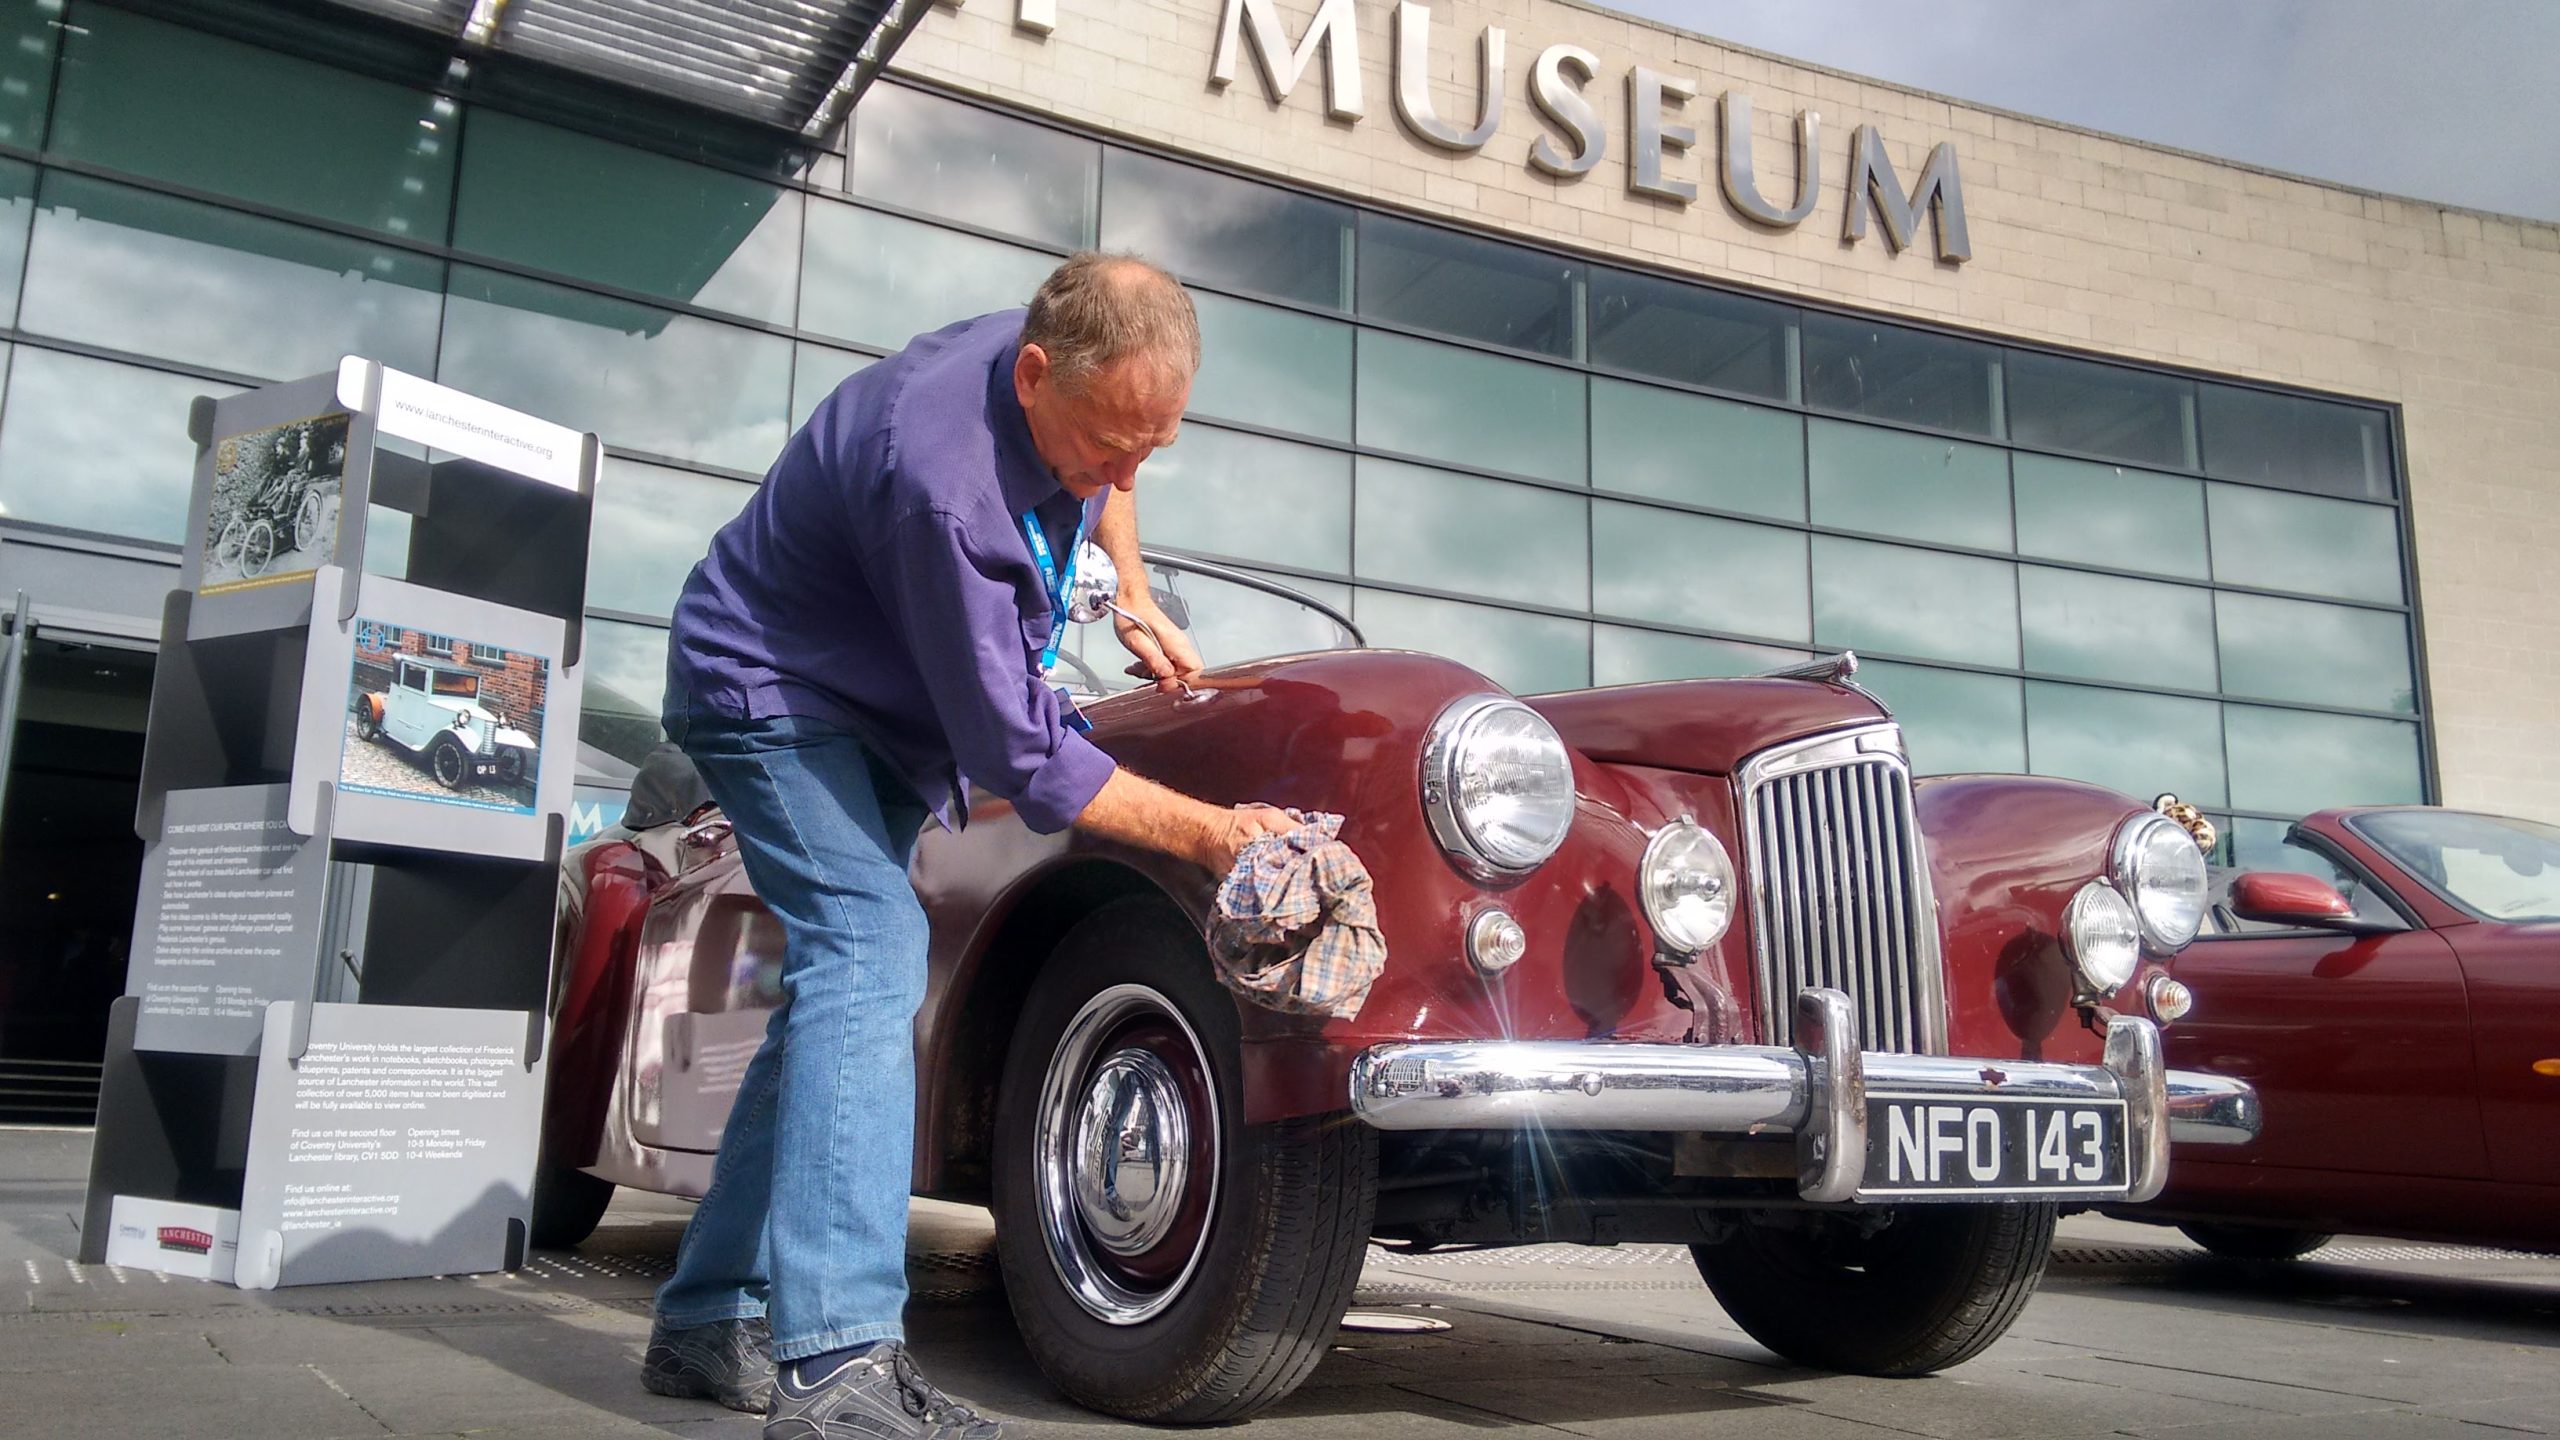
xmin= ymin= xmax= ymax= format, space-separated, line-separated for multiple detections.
xmin=2112 ymin=811 xmax=2209 ymax=954
xmin=2064 ymin=880 xmax=2143 ymax=998
xmin=1640 ymin=819 xmax=1736 ymax=955
xmin=1420 ymin=694 xmax=1575 ymax=882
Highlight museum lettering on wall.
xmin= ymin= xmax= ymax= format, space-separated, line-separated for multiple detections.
xmin=944 ymin=0 xmax=1968 ymax=263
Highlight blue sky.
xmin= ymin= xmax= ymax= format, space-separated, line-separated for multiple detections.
xmin=1600 ymin=0 xmax=2559 ymax=222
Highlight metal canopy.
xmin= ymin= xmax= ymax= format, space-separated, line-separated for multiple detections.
xmin=311 ymin=0 xmax=926 ymax=136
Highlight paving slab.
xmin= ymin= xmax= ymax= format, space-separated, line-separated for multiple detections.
xmin=10 ymin=1125 xmax=2560 ymax=1440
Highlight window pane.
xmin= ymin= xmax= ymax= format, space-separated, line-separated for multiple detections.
xmin=1139 ymin=423 xmax=1350 ymax=573
xmin=1354 ymin=458 xmax=1585 ymax=610
xmin=791 ymin=343 xmax=875 ymax=432
xmin=1352 ymin=588 xmax=1589 ymax=695
xmin=0 ymin=158 xmax=33 ymax=328
xmin=2225 ymin=706 xmax=2424 ymax=813
xmin=21 ymin=171 xmax=443 ymax=378
xmin=0 ymin=0 xmax=54 ymax=148
xmin=2013 ymin=452 xmax=2208 ymax=580
xmin=1594 ymin=626 xmax=1804 ymax=686
xmin=1588 ymin=267 xmax=1792 ymax=399
xmin=1355 ymin=330 xmax=1586 ymax=485
xmin=0 ymin=348 xmax=235 ymax=543
xmin=1811 ymin=537 xmax=2017 ymax=668
xmin=1356 ymin=212 xmax=1579 ymax=357
xmin=1590 ymin=378 xmax=1802 ymax=520
xmin=1593 ymin=501 xmax=1808 ymax=641
xmin=852 ymin=82 xmax=1095 ymax=249
xmin=2200 ymin=384 xmax=2393 ymax=500
xmin=50 ymin=7 xmax=453 ymax=237
xmin=1100 ymin=148 xmax=1349 ymax=309
xmin=1806 ymin=418 xmax=2010 ymax=549
xmin=1802 ymin=312 xmax=2000 ymax=437
xmin=2215 ymin=593 xmax=2416 ymax=714
xmin=2025 ymin=681 xmax=2227 ymax=806
xmin=1189 ymin=290 xmax=1351 ymax=443
xmin=1856 ymin=660 xmax=2024 ymax=775
xmin=2206 ymin=483 xmax=2403 ymax=604
xmin=2019 ymin=566 xmax=2218 ymax=691
xmin=580 ymin=617 xmax=672 ymax=768
xmin=800 ymin=200 xmax=1053 ymax=350
xmin=2005 ymin=349 xmax=2196 ymax=470
xmin=440 ymin=266 xmax=790 ymax=474
xmin=587 ymin=459 xmax=753 ymax=619
xmin=454 ymin=110 xmax=800 ymax=325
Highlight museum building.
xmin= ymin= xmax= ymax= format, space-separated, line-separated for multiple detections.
xmin=0 ymin=0 xmax=2554 ymax=1115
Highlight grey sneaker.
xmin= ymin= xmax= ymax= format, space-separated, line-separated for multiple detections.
xmin=642 ymin=1314 xmax=776 ymax=1413
xmin=765 ymin=1343 xmax=1005 ymax=1440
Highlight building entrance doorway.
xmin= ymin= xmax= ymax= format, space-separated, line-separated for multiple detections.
xmin=0 ymin=629 xmax=154 ymax=1123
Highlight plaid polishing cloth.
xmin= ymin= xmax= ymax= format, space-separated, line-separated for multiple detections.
xmin=1208 ymin=810 xmax=1386 ymax=1020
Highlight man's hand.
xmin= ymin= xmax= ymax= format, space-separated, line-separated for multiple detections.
xmin=1113 ymin=590 xmax=1204 ymax=694
xmin=1203 ymin=802 xmax=1297 ymax=872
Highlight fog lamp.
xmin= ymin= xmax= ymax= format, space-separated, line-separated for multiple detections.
xmin=1640 ymin=820 xmax=1735 ymax=954
xmin=2064 ymin=881 xmax=2142 ymax=997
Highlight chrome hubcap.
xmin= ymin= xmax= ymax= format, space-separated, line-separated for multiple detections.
xmin=1071 ymin=1049 xmax=1190 ymax=1256
xmin=1034 ymin=983 xmax=1218 ymax=1326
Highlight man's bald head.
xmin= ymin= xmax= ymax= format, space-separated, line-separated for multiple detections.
xmin=1019 ymin=251 xmax=1200 ymax=396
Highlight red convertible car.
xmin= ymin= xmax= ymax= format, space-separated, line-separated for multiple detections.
xmin=2125 ymin=807 xmax=2560 ymax=1258
xmin=540 ymin=554 xmax=2259 ymax=1421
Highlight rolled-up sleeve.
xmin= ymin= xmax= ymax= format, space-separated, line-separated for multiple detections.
xmin=862 ymin=506 xmax=1117 ymax=833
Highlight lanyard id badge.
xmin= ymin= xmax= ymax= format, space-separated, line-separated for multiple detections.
xmin=1021 ymin=504 xmax=1095 ymax=732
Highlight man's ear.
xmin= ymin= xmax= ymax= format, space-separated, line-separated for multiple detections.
xmin=1013 ymin=343 xmax=1050 ymax=407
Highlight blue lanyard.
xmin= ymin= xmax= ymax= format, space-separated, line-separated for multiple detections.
xmin=1020 ymin=506 xmax=1087 ymax=675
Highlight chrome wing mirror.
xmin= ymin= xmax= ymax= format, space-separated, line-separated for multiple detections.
xmin=1064 ymin=542 xmax=1204 ymax=701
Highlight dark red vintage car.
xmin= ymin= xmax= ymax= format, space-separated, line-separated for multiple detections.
xmin=2122 ymin=807 xmax=2560 ymax=1258
xmin=539 ymin=555 xmax=2259 ymax=1422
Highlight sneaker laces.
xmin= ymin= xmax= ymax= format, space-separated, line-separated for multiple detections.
xmin=888 ymin=1346 xmax=978 ymax=1426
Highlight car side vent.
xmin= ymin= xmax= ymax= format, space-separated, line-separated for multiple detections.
xmin=1738 ymin=725 xmax=1948 ymax=1055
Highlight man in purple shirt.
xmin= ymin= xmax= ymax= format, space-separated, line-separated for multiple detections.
xmin=642 ymin=254 xmax=1290 ymax=1440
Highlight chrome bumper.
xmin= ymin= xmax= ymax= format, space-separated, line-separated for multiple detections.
xmin=1346 ymin=988 xmax=2260 ymax=1205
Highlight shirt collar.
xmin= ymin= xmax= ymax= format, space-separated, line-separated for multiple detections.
xmin=988 ymin=335 xmax=1065 ymax=517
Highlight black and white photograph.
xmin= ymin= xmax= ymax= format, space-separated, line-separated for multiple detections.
xmin=342 ymin=619 xmax=548 ymax=814
xmin=201 ymin=411 xmax=349 ymax=593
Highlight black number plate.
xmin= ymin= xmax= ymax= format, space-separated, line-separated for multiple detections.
xmin=1858 ymin=1093 xmax=2128 ymax=1200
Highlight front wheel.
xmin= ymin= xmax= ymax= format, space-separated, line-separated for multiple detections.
xmin=992 ymin=899 xmax=1377 ymax=1423
xmin=241 ymin=518 xmax=277 ymax=577
xmin=1692 ymin=1202 xmax=2056 ymax=1376
xmin=429 ymin=736 xmax=470 ymax=789
xmin=528 ymin=1159 xmax=614 ymax=1250
xmin=2179 ymin=1223 xmax=2333 ymax=1261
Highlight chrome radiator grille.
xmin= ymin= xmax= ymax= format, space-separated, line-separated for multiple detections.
xmin=1740 ymin=725 xmax=1947 ymax=1054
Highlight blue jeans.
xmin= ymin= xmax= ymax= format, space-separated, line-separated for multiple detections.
xmin=651 ymin=694 xmax=930 ymax=1361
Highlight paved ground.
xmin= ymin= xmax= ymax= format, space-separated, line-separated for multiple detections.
xmin=8 ymin=1124 xmax=2557 ymax=1440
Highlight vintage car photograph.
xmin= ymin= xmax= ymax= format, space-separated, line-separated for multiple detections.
xmin=2116 ymin=806 xmax=2560 ymax=1258
xmin=346 ymin=623 xmax=547 ymax=813
xmin=203 ymin=411 xmax=347 ymax=592
xmin=539 ymin=550 xmax=2261 ymax=1423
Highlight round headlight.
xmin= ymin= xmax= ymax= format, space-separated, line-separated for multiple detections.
xmin=1422 ymin=697 xmax=1576 ymax=879
xmin=2115 ymin=812 xmax=2209 ymax=953
xmin=1641 ymin=821 xmax=1735 ymax=954
xmin=2064 ymin=881 xmax=2142 ymax=996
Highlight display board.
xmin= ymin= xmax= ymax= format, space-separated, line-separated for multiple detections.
xmin=126 ymin=784 xmax=329 ymax=1056
xmin=81 ymin=359 xmax=597 ymax=1286
xmin=234 ymin=1001 xmax=544 ymax=1289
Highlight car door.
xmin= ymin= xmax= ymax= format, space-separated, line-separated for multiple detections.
xmin=2442 ymin=922 xmax=2560 ymax=1186
xmin=2164 ymin=833 xmax=2486 ymax=1179
xmin=623 ymin=821 xmax=786 ymax=1155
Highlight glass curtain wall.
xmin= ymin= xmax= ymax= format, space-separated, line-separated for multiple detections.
xmin=0 ymin=4 xmax=2424 ymax=856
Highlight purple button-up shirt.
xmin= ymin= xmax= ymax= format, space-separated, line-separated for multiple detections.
xmin=666 ymin=310 xmax=1117 ymax=833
